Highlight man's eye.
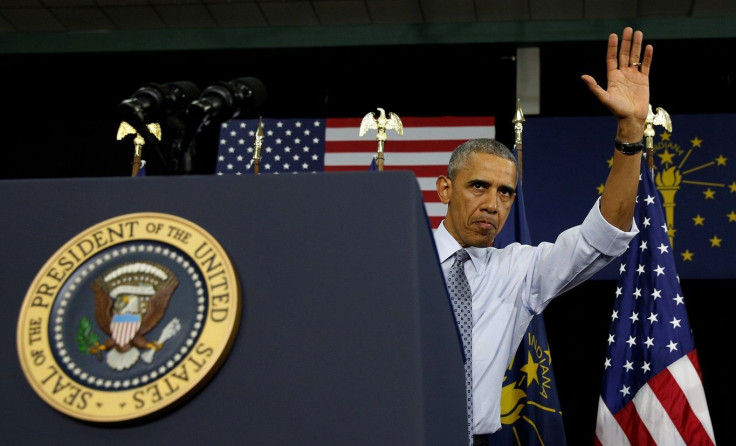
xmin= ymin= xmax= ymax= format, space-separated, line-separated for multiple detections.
xmin=498 ymin=188 xmax=515 ymax=199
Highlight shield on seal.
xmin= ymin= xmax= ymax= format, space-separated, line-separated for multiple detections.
xmin=111 ymin=313 xmax=142 ymax=347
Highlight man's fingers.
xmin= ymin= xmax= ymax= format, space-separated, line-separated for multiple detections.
xmin=629 ymin=30 xmax=644 ymax=66
xmin=617 ymin=27 xmax=634 ymax=69
xmin=640 ymin=44 xmax=654 ymax=76
xmin=606 ymin=32 xmax=619 ymax=73
xmin=581 ymin=75 xmax=606 ymax=101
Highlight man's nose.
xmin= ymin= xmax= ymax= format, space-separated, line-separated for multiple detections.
xmin=481 ymin=191 xmax=498 ymax=214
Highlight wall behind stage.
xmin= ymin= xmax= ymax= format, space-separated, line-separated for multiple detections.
xmin=3 ymin=37 xmax=735 ymax=179
xmin=0 ymin=43 xmax=519 ymax=179
xmin=1 ymin=37 xmax=733 ymax=444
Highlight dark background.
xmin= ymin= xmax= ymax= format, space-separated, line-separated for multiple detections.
xmin=2 ymin=36 xmax=733 ymax=444
xmin=2 ymin=38 xmax=736 ymax=181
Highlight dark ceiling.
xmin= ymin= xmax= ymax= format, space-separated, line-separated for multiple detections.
xmin=2 ymin=0 xmax=735 ymax=34
xmin=2 ymin=1 xmax=735 ymax=179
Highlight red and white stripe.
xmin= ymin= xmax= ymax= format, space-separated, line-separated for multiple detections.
xmin=595 ymin=350 xmax=716 ymax=446
xmin=324 ymin=116 xmax=495 ymax=230
xmin=111 ymin=318 xmax=141 ymax=347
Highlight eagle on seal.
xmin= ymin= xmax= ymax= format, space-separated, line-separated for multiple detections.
xmin=89 ymin=261 xmax=179 ymax=370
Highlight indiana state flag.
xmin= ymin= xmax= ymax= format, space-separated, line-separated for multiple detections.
xmin=523 ymin=113 xmax=736 ymax=279
xmin=489 ymin=151 xmax=567 ymax=445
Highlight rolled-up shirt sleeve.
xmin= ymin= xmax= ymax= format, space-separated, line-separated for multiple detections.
xmin=526 ymin=197 xmax=639 ymax=314
xmin=581 ymin=197 xmax=639 ymax=256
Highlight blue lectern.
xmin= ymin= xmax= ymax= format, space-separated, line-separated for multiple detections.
xmin=2 ymin=171 xmax=466 ymax=445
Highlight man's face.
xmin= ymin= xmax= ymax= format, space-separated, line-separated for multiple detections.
xmin=437 ymin=152 xmax=517 ymax=248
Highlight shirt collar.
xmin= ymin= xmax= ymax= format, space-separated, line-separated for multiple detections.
xmin=434 ymin=220 xmax=461 ymax=264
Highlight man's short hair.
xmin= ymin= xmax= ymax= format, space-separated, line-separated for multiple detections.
xmin=447 ymin=138 xmax=517 ymax=180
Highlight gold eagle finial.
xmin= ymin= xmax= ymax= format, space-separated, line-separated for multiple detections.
xmin=645 ymin=105 xmax=673 ymax=170
xmin=359 ymin=108 xmax=403 ymax=140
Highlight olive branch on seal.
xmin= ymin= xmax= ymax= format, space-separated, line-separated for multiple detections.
xmin=76 ymin=317 xmax=100 ymax=355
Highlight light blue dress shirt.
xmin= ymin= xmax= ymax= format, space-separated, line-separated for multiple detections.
xmin=433 ymin=198 xmax=638 ymax=435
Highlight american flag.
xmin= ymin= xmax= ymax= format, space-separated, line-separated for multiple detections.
xmin=216 ymin=116 xmax=495 ymax=229
xmin=595 ymin=157 xmax=716 ymax=445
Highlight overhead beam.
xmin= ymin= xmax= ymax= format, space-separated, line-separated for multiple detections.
xmin=2 ymin=18 xmax=736 ymax=54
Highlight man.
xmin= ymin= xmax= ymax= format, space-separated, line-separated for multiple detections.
xmin=434 ymin=27 xmax=652 ymax=444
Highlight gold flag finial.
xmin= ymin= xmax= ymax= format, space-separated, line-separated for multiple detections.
xmin=644 ymin=105 xmax=672 ymax=171
xmin=253 ymin=117 xmax=264 ymax=174
xmin=359 ymin=108 xmax=403 ymax=171
xmin=117 ymin=121 xmax=161 ymax=177
xmin=647 ymin=105 xmax=675 ymax=245
xmin=512 ymin=98 xmax=525 ymax=183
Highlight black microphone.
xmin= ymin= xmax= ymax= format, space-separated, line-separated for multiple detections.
xmin=118 ymin=81 xmax=201 ymax=126
xmin=186 ymin=77 xmax=267 ymax=127
xmin=117 ymin=81 xmax=200 ymax=174
xmin=178 ymin=77 xmax=266 ymax=173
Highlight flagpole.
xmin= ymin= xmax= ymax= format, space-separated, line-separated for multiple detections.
xmin=644 ymin=104 xmax=672 ymax=173
xmin=359 ymin=108 xmax=403 ymax=172
xmin=492 ymin=100 xmax=569 ymax=444
xmin=376 ymin=140 xmax=385 ymax=171
xmin=130 ymin=135 xmax=145 ymax=177
xmin=253 ymin=117 xmax=264 ymax=174
xmin=512 ymin=98 xmax=525 ymax=184
xmin=116 ymin=121 xmax=161 ymax=177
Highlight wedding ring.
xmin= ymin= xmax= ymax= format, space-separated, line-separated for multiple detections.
xmin=631 ymin=62 xmax=642 ymax=67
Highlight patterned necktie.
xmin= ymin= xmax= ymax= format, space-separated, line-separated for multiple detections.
xmin=447 ymin=248 xmax=473 ymax=443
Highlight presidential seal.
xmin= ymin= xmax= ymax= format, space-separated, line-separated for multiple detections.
xmin=16 ymin=212 xmax=241 ymax=423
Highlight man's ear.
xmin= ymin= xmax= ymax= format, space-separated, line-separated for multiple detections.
xmin=436 ymin=175 xmax=451 ymax=204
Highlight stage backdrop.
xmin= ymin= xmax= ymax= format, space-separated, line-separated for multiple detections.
xmin=217 ymin=113 xmax=735 ymax=279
